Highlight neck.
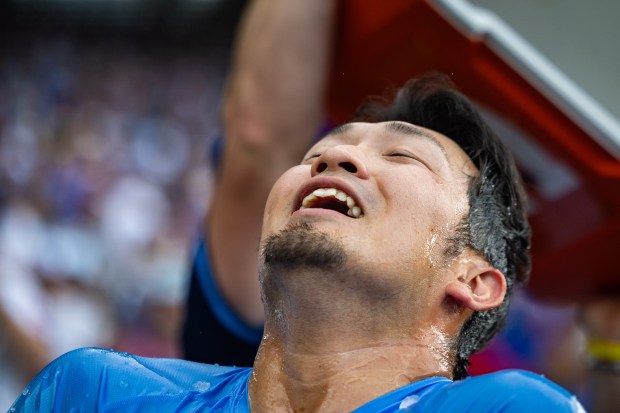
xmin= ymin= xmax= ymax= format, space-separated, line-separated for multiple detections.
xmin=252 ymin=264 xmax=465 ymax=412
xmin=249 ymin=324 xmax=455 ymax=412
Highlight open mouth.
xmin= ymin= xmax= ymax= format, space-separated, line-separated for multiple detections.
xmin=299 ymin=187 xmax=363 ymax=218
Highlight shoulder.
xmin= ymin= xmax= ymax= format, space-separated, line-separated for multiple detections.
xmin=48 ymin=347 xmax=249 ymax=386
xmin=12 ymin=348 xmax=252 ymax=412
xmin=410 ymin=370 xmax=585 ymax=412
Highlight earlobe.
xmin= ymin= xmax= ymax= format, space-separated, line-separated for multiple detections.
xmin=445 ymin=253 xmax=507 ymax=312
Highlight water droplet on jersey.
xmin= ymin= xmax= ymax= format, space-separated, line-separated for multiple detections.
xmin=399 ymin=394 xmax=420 ymax=409
xmin=193 ymin=381 xmax=211 ymax=391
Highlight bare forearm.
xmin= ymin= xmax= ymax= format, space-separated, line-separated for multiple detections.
xmin=208 ymin=0 xmax=338 ymax=326
xmin=224 ymin=0 xmax=336 ymax=161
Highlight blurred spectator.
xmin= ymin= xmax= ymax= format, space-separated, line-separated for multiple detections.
xmin=0 ymin=33 xmax=228 ymax=411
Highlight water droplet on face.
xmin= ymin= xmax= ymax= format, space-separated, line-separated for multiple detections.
xmin=193 ymin=381 xmax=211 ymax=391
xmin=425 ymin=233 xmax=438 ymax=268
xmin=117 ymin=380 xmax=129 ymax=389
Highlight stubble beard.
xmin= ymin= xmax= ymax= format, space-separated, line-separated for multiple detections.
xmin=259 ymin=222 xmax=347 ymax=328
xmin=261 ymin=222 xmax=346 ymax=270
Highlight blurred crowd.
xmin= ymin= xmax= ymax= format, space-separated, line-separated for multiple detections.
xmin=0 ymin=35 xmax=228 ymax=410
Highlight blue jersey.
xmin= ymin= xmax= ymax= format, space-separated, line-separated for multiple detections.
xmin=11 ymin=347 xmax=584 ymax=412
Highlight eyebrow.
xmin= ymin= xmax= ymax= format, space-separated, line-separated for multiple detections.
xmin=382 ymin=121 xmax=449 ymax=161
xmin=319 ymin=121 xmax=450 ymax=163
xmin=323 ymin=123 xmax=354 ymax=138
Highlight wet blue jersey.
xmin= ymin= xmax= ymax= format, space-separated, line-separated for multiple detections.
xmin=11 ymin=347 xmax=584 ymax=412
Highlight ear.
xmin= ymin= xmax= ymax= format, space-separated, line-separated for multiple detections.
xmin=444 ymin=251 xmax=506 ymax=312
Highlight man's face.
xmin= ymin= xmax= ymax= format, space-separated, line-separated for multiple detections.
xmin=260 ymin=121 xmax=478 ymax=311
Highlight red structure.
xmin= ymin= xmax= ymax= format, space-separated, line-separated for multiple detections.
xmin=327 ymin=0 xmax=620 ymax=302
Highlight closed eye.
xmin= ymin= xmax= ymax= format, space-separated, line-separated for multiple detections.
xmin=386 ymin=151 xmax=421 ymax=161
xmin=384 ymin=151 xmax=434 ymax=171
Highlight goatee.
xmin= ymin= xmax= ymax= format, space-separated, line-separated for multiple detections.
xmin=261 ymin=222 xmax=346 ymax=270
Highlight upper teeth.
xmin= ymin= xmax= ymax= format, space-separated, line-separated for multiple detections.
xmin=300 ymin=187 xmax=363 ymax=218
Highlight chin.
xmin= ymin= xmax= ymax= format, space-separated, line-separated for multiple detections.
xmin=260 ymin=222 xmax=346 ymax=270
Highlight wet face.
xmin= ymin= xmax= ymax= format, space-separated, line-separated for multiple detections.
xmin=260 ymin=121 xmax=478 ymax=314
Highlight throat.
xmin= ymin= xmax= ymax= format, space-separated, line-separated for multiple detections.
xmin=249 ymin=336 xmax=454 ymax=413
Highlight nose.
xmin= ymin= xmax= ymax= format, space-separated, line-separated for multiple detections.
xmin=310 ymin=145 xmax=369 ymax=179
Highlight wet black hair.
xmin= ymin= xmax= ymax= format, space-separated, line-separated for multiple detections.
xmin=353 ymin=73 xmax=531 ymax=379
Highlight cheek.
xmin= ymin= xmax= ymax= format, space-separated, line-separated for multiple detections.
xmin=262 ymin=167 xmax=308 ymax=231
xmin=378 ymin=176 xmax=460 ymax=259
xmin=384 ymin=175 xmax=452 ymax=227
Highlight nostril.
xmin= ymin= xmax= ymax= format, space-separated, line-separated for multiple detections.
xmin=339 ymin=162 xmax=357 ymax=173
xmin=317 ymin=162 xmax=327 ymax=173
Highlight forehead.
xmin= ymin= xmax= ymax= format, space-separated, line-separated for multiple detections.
xmin=313 ymin=121 xmax=477 ymax=174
